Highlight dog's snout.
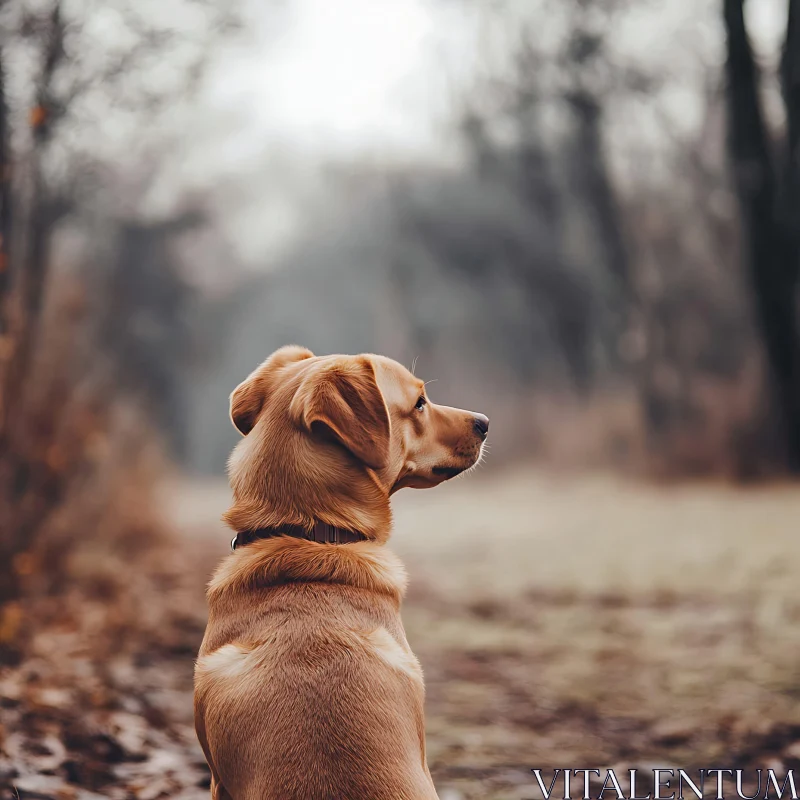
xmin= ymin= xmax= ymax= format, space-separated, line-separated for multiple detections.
xmin=473 ymin=413 xmax=489 ymax=440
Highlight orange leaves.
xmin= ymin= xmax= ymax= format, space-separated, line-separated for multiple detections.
xmin=29 ymin=105 xmax=48 ymax=129
xmin=0 ymin=600 xmax=22 ymax=643
xmin=0 ymin=333 xmax=13 ymax=360
xmin=12 ymin=550 xmax=38 ymax=577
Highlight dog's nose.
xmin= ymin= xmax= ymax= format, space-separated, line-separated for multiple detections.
xmin=473 ymin=413 xmax=489 ymax=440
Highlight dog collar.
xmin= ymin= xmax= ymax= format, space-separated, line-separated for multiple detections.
xmin=231 ymin=521 xmax=368 ymax=552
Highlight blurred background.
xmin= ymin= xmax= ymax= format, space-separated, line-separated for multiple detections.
xmin=1 ymin=0 xmax=800 ymax=798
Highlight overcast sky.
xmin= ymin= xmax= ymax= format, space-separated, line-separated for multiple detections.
xmin=203 ymin=0 xmax=474 ymax=161
xmin=207 ymin=0 xmax=786 ymax=157
xmin=186 ymin=0 xmax=788 ymax=268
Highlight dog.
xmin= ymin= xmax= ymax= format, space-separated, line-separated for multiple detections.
xmin=194 ymin=346 xmax=488 ymax=800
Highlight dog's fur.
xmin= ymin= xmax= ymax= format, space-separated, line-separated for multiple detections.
xmin=195 ymin=347 xmax=487 ymax=800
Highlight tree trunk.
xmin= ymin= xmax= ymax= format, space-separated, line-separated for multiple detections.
xmin=0 ymin=50 xmax=10 ymax=332
xmin=0 ymin=46 xmax=12 ymax=403
xmin=0 ymin=1 xmax=64 ymax=617
xmin=11 ymin=1 xmax=64 ymax=394
xmin=723 ymin=0 xmax=800 ymax=471
xmin=566 ymin=89 xmax=631 ymax=295
xmin=780 ymin=0 xmax=800 ymax=253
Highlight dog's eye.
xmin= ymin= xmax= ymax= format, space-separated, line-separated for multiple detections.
xmin=414 ymin=395 xmax=427 ymax=411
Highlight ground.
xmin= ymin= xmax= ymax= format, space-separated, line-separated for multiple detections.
xmin=3 ymin=466 xmax=800 ymax=799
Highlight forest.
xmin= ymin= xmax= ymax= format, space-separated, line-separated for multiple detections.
xmin=1 ymin=1 xmax=799 ymax=798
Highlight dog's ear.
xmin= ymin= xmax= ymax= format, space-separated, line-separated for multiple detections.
xmin=230 ymin=345 xmax=314 ymax=435
xmin=290 ymin=357 xmax=391 ymax=470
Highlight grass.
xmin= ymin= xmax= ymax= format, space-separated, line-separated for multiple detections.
xmin=388 ymin=469 xmax=800 ymax=799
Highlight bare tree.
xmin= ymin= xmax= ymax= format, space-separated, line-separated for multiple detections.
xmin=723 ymin=0 xmax=800 ymax=471
xmin=0 ymin=0 xmax=241 ymax=625
xmin=0 ymin=2 xmax=67 ymax=612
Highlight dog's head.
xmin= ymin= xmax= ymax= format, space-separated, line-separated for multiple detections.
xmin=229 ymin=346 xmax=488 ymax=497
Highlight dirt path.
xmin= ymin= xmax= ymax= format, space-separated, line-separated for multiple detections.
xmin=5 ymin=468 xmax=800 ymax=800
xmin=170 ymin=468 xmax=800 ymax=799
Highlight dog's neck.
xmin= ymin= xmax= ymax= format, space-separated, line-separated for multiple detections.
xmin=208 ymin=537 xmax=408 ymax=603
xmin=222 ymin=430 xmax=393 ymax=543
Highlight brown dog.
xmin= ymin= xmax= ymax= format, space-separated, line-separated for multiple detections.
xmin=194 ymin=346 xmax=488 ymax=800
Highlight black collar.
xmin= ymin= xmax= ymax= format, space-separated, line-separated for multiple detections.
xmin=231 ymin=521 xmax=368 ymax=551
